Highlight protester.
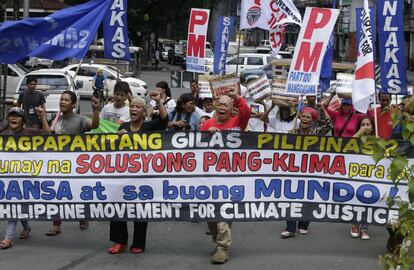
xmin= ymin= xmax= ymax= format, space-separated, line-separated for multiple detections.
xmin=100 ymin=81 xmax=130 ymax=124
xmin=17 ymin=76 xmax=46 ymax=129
xmin=108 ymin=90 xmax=168 ymax=254
xmin=46 ymin=91 xmax=100 ymax=236
xmin=168 ymin=93 xmax=201 ymax=131
xmin=368 ymin=92 xmax=394 ymax=140
xmin=261 ymin=99 xmax=296 ymax=133
xmin=0 ymin=107 xmax=50 ymax=249
xmin=198 ymin=115 xmax=211 ymax=130
xmin=351 ymin=116 xmax=375 ymax=240
xmin=326 ymin=97 xmax=365 ymax=137
xmin=190 ymin=80 xmax=203 ymax=109
xmin=201 ymin=97 xmax=215 ymax=118
xmin=280 ymin=106 xmax=332 ymax=238
xmin=200 ymin=85 xmax=250 ymax=264
xmin=149 ymin=81 xmax=176 ymax=119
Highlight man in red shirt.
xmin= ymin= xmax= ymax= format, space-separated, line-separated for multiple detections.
xmin=200 ymin=86 xmax=250 ymax=264
xmin=368 ymin=92 xmax=394 ymax=140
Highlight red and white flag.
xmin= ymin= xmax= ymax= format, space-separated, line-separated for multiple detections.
xmin=352 ymin=0 xmax=375 ymax=113
xmin=240 ymin=0 xmax=301 ymax=54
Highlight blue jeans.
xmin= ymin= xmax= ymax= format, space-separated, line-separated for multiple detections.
xmin=286 ymin=220 xmax=309 ymax=233
xmin=5 ymin=220 xmax=29 ymax=240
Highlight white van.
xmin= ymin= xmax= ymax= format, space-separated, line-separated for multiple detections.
xmin=5 ymin=64 xmax=27 ymax=103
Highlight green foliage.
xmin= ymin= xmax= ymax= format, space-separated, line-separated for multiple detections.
xmin=373 ymin=99 xmax=414 ymax=270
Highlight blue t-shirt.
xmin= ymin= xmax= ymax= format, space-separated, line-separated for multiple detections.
xmin=93 ymin=74 xmax=106 ymax=89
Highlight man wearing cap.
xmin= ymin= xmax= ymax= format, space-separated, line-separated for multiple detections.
xmin=326 ymin=98 xmax=365 ymax=137
xmin=17 ymin=77 xmax=46 ymax=129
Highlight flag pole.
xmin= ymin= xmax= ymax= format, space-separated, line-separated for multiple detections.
xmin=292 ymin=95 xmax=303 ymax=132
xmin=71 ymin=59 xmax=83 ymax=86
xmin=235 ymin=30 xmax=242 ymax=76
xmin=373 ymin=91 xmax=379 ymax=138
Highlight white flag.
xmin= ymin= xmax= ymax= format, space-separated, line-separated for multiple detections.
xmin=352 ymin=0 xmax=375 ymax=113
xmin=240 ymin=0 xmax=301 ymax=30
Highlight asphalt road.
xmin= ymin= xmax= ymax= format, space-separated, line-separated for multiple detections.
xmin=0 ymin=221 xmax=387 ymax=270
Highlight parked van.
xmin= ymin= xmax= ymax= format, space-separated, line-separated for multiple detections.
xmin=4 ymin=64 xmax=28 ymax=104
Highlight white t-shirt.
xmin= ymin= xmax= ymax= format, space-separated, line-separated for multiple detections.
xmin=150 ymin=98 xmax=176 ymax=115
xmin=267 ymin=105 xmax=298 ymax=133
xmin=100 ymin=103 xmax=130 ymax=122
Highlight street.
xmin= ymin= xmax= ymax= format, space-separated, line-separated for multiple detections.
xmin=0 ymin=221 xmax=387 ymax=270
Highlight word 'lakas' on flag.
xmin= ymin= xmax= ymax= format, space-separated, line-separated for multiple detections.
xmin=103 ymin=0 xmax=130 ymax=60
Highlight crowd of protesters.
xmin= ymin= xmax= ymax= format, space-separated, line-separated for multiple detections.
xmin=0 ymin=75 xmax=413 ymax=264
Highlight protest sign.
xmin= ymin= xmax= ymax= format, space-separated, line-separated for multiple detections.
xmin=214 ymin=16 xmax=235 ymax=75
xmin=103 ymin=0 xmax=130 ymax=60
xmin=0 ymin=0 xmax=110 ymax=63
xmin=286 ymin=7 xmax=339 ymax=96
xmin=0 ymin=132 xmax=411 ymax=224
xmin=378 ymin=0 xmax=408 ymax=95
xmin=247 ymin=74 xmax=271 ymax=101
xmin=335 ymin=73 xmax=354 ymax=97
xmin=327 ymin=94 xmax=341 ymax=112
xmin=271 ymin=79 xmax=298 ymax=105
xmin=186 ymin=8 xmax=210 ymax=73
xmin=198 ymin=75 xmax=215 ymax=99
xmin=209 ymin=75 xmax=239 ymax=100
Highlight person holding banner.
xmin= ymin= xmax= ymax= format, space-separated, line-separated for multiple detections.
xmin=0 ymin=106 xmax=50 ymax=249
xmin=108 ymin=90 xmax=168 ymax=254
xmin=200 ymin=85 xmax=250 ymax=264
xmin=46 ymin=91 xmax=100 ymax=236
xmin=350 ymin=116 xmax=375 ymax=240
xmin=280 ymin=105 xmax=332 ymax=238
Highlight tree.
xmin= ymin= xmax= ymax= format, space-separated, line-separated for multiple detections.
xmin=369 ymin=98 xmax=414 ymax=270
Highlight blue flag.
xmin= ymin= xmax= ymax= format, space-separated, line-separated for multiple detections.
xmin=0 ymin=0 xmax=109 ymax=64
xmin=377 ymin=0 xmax=408 ymax=95
xmin=319 ymin=0 xmax=336 ymax=92
xmin=103 ymin=0 xmax=130 ymax=60
xmin=214 ymin=16 xmax=235 ymax=76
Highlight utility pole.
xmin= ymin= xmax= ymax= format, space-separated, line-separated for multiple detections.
xmin=23 ymin=0 xmax=29 ymax=18
xmin=0 ymin=1 xmax=7 ymax=121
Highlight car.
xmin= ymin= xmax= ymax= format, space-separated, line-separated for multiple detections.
xmin=4 ymin=64 xmax=28 ymax=103
xmin=63 ymin=64 xmax=147 ymax=98
xmin=160 ymin=46 xmax=172 ymax=61
xmin=260 ymin=40 xmax=271 ymax=48
xmin=240 ymin=62 xmax=273 ymax=82
xmin=225 ymin=53 xmax=278 ymax=76
xmin=203 ymin=49 xmax=215 ymax=74
xmin=13 ymin=69 xmax=80 ymax=121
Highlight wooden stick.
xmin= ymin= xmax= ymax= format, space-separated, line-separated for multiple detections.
xmin=235 ymin=31 xmax=242 ymax=76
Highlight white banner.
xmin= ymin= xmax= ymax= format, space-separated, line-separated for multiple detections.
xmin=186 ymin=8 xmax=210 ymax=73
xmin=285 ymin=7 xmax=339 ymax=96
